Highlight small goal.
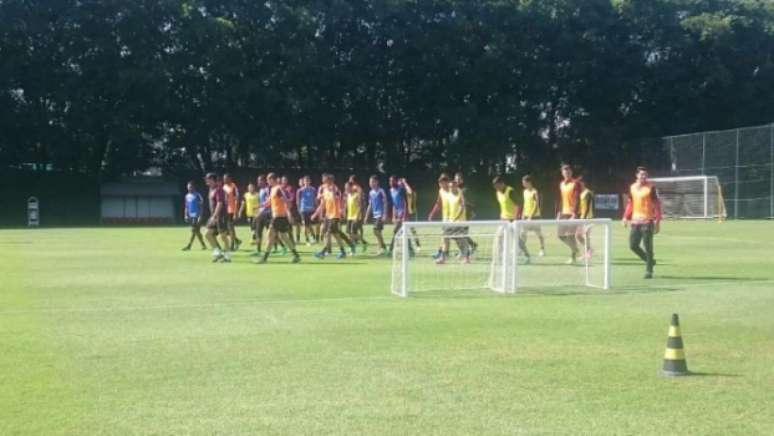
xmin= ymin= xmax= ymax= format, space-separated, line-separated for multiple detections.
xmin=390 ymin=219 xmax=612 ymax=297
xmin=650 ymin=176 xmax=726 ymax=220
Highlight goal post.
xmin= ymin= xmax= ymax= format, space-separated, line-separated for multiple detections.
xmin=391 ymin=219 xmax=612 ymax=297
xmin=649 ymin=176 xmax=726 ymax=220
xmin=390 ymin=221 xmax=515 ymax=297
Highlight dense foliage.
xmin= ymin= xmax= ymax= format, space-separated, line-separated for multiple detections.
xmin=2 ymin=0 xmax=773 ymax=178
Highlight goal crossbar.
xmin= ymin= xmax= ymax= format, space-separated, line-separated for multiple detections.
xmin=650 ymin=175 xmax=726 ymax=220
xmin=391 ymin=219 xmax=612 ymax=297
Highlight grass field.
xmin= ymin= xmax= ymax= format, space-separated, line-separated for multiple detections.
xmin=2 ymin=221 xmax=773 ymax=435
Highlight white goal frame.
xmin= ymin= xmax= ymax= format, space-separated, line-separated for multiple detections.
xmin=650 ymin=176 xmax=726 ymax=220
xmin=391 ymin=219 xmax=612 ymax=298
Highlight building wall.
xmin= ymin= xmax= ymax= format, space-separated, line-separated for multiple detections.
xmin=101 ymin=196 xmax=175 ymax=221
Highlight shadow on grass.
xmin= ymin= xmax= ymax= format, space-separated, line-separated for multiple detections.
xmin=656 ymin=275 xmax=766 ymax=282
xmin=226 ymin=258 xmax=367 ymax=266
xmin=661 ymin=371 xmax=741 ymax=378
xmin=292 ymin=261 xmax=367 ymax=266
xmin=410 ymin=285 xmax=681 ymax=299
xmin=518 ymin=286 xmax=681 ymax=297
xmin=613 ymin=260 xmax=671 ymax=266
xmin=686 ymin=371 xmax=742 ymax=378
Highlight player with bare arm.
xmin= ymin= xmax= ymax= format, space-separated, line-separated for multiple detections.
xmin=556 ymin=164 xmax=581 ymax=264
xmin=623 ymin=167 xmax=662 ymax=279
xmin=257 ymin=173 xmax=301 ymax=264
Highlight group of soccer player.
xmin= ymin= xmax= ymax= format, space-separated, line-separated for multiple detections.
xmin=183 ymin=172 xmax=426 ymax=263
xmin=183 ymin=165 xmax=662 ymax=278
xmin=488 ymin=163 xmax=660 ymax=278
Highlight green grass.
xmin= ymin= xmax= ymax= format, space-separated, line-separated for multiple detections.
xmin=1 ymin=222 xmax=773 ymax=435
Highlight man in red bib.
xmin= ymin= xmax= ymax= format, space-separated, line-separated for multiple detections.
xmin=623 ymin=166 xmax=662 ymax=279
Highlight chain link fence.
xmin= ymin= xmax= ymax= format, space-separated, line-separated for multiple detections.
xmin=665 ymin=123 xmax=774 ymax=218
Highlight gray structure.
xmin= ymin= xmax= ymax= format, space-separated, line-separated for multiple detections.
xmin=100 ymin=178 xmax=180 ymax=224
xmin=664 ymin=122 xmax=774 ymax=218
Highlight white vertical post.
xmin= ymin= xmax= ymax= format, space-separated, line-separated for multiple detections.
xmin=703 ymin=176 xmax=709 ymax=219
xmin=400 ymin=227 xmax=409 ymax=297
xmin=584 ymin=230 xmax=591 ymax=287
xmin=500 ymin=224 xmax=509 ymax=293
xmin=603 ymin=222 xmax=611 ymax=290
xmin=735 ymin=129 xmax=740 ymax=219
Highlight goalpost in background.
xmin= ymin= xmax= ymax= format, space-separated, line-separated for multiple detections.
xmin=664 ymin=123 xmax=774 ymax=218
xmin=391 ymin=219 xmax=612 ymax=298
xmin=650 ymin=176 xmax=726 ymax=220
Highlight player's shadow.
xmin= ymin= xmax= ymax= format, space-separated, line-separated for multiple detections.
xmin=410 ymin=284 xmax=685 ymax=299
xmin=657 ymin=275 xmax=765 ymax=282
xmin=297 ymin=261 xmax=367 ymax=266
xmin=612 ymin=259 xmax=672 ymax=266
xmin=518 ymin=286 xmax=680 ymax=297
xmin=675 ymin=371 xmax=741 ymax=378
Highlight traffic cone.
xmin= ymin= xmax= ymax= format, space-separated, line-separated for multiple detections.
xmin=661 ymin=313 xmax=689 ymax=376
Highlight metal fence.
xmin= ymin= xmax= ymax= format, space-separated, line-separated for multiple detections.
xmin=665 ymin=123 xmax=774 ymax=218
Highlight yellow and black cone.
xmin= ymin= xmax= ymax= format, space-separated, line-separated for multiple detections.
xmin=662 ymin=313 xmax=689 ymax=376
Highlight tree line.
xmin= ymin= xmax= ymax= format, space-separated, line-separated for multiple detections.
xmin=2 ymin=0 xmax=773 ymax=181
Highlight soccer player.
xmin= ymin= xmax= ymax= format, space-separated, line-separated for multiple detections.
xmin=182 ymin=181 xmax=207 ymax=251
xmin=313 ymin=173 xmax=355 ymax=259
xmin=388 ymin=176 xmax=414 ymax=255
xmin=556 ymin=164 xmax=581 ymax=264
xmin=428 ymin=174 xmax=470 ymax=264
xmin=297 ymin=175 xmax=319 ymax=245
xmin=405 ymin=178 xmax=422 ymax=251
xmin=238 ymin=183 xmax=260 ymax=243
xmin=363 ymin=175 xmax=388 ymax=255
xmin=348 ymin=176 xmax=369 ymax=249
xmin=258 ymin=173 xmax=301 ymax=264
xmin=345 ymin=181 xmax=368 ymax=252
xmin=623 ymin=166 xmax=662 ymax=279
xmin=521 ymin=175 xmax=546 ymax=257
xmin=222 ymin=174 xmax=242 ymax=250
xmin=576 ymin=175 xmax=595 ymax=259
xmin=492 ymin=176 xmax=531 ymax=263
xmin=204 ymin=173 xmax=231 ymax=262
xmin=454 ymin=172 xmax=478 ymax=254
xmin=254 ymin=175 xmax=272 ymax=254
xmin=280 ymin=176 xmax=301 ymax=243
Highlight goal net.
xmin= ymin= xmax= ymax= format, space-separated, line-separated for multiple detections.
xmin=649 ymin=176 xmax=726 ymax=220
xmin=391 ymin=219 xmax=612 ymax=297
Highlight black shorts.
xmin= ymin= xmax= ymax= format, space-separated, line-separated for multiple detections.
xmin=288 ymin=207 xmax=301 ymax=223
xmin=347 ymin=219 xmax=362 ymax=235
xmin=373 ymin=218 xmax=384 ymax=231
xmin=224 ymin=213 xmax=235 ymax=230
xmin=301 ymin=211 xmax=315 ymax=226
xmin=187 ymin=216 xmax=202 ymax=230
xmin=325 ymin=218 xmax=341 ymax=234
xmin=271 ymin=217 xmax=291 ymax=233
xmin=206 ymin=215 xmax=226 ymax=234
xmin=256 ymin=211 xmax=272 ymax=235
